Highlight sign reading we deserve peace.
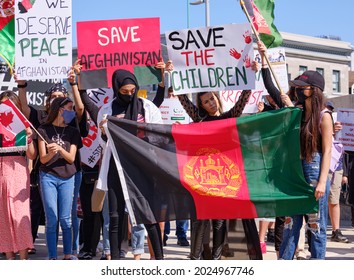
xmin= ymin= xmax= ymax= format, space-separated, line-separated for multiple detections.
xmin=77 ymin=17 xmax=161 ymax=88
xmin=15 ymin=0 xmax=72 ymax=80
xmin=166 ymin=23 xmax=255 ymax=95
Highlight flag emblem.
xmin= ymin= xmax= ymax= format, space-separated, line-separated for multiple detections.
xmin=183 ymin=148 xmax=242 ymax=197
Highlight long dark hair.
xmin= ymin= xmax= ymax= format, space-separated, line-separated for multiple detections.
xmin=45 ymin=97 xmax=72 ymax=125
xmin=300 ymin=87 xmax=325 ymax=162
xmin=0 ymin=90 xmax=22 ymax=110
xmin=196 ymin=91 xmax=223 ymax=117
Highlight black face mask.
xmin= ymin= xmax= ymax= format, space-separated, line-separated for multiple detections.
xmin=119 ymin=94 xmax=133 ymax=105
xmin=295 ymin=88 xmax=310 ymax=104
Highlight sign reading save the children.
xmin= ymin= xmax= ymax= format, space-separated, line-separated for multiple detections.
xmin=15 ymin=0 xmax=72 ymax=79
xmin=77 ymin=17 xmax=161 ymax=88
xmin=166 ymin=23 xmax=255 ymax=95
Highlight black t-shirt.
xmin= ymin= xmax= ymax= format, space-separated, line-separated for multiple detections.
xmin=38 ymin=124 xmax=82 ymax=179
xmin=29 ymin=106 xmax=88 ymax=174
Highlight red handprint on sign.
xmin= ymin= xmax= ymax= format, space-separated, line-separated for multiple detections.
xmin=229 ymin=48 xmax=242 ymax=60
xmin=243 ymin=54 xmax=251 ymax=68
xmin=243 ymin=30 xmax=252 ymax=44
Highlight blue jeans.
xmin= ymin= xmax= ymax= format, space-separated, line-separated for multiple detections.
xmin=280 ymin=153 xmax=330 ymax=260
xmin=176 ymin=220 xmax=189 ymax=239
xmin=72 ymin=171 xmax=82 ymax=254
xmin=102 ymin=194 xmax=110 ymax=254
xmin=40 ymin=171 xmax=75 ymax=259
xmin=128 ymin=215 xmax=145 ymax=255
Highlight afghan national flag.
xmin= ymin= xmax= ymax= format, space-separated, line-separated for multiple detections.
xmin=105 ymin=107 xmax=317 ymax=225
xmin=242 ymin=0 xmax=283 ymax=48
xmin=0 ymin=99 xmax=30 ymax=152
xmin=0 ymin=1 xmax=15 ymax=68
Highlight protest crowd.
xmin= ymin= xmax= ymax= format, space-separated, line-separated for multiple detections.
xmin=1 ymin=0 xmax=354 ymax=261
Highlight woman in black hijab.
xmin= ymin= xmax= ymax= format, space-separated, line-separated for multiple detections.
xmin=79 ymin=69 xmax=165 ymax=260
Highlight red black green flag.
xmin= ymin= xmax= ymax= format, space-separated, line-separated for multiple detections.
xmin=105 ymin=107 xmax=317 ymax=225
xmin=0 ymin=1 xmax=15 ymax=68
xmin=242 ymin=0 xmax=283 ymax=48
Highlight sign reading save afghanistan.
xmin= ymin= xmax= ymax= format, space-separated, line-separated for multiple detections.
xmin=166 ymin=23 xmax=255 ymax=95
xmin=77 ymin=17 xmax=161 ymax=88
xmin=15 ymin=0 xmax=72 ymax=79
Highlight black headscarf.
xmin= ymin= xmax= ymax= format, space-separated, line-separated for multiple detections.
xmin=112 ymin=69 xmax=140 ymax=121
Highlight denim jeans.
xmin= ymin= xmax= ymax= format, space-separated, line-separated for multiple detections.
xmin=176 ymin=220 xmax=189 ymax=239
xmin=280 ymin=153 xmax=330 ymax=260
xmin=40 ymin=171 xmax=75 ymax=259
xmin=102 ymin=194 xmax=110 ymax=254
xmin=130 ymin=220 xmax=145 ymax=255
xmin=72 ymin=171 xmax=82 ymax=254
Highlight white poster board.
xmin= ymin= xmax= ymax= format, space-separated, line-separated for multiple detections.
xmin=80 ymin=88 xmax=114 ymax=167
xmin=166 ymin=23 xmax=255 ymax=95
xmin=15 ymin=0 xmax=72 ymax=79
xmin=336 ymin=108 xmax=354 ymax=152
xmin=220 ymin=47 xmax=289 ymax=114
xmin=159 ymin=98 xmax=191 ymax=124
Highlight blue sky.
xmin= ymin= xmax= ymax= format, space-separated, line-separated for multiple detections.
xmin=72 ymin=0 xmax=354 ymax=47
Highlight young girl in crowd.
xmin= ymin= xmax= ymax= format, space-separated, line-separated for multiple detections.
xmin=0 ymin=91 xmax=36 ymax=260
xmin=17 ymin=73 xmax=87 ymax=256
xmin=37 ymin=97 xmax=82 ymax=260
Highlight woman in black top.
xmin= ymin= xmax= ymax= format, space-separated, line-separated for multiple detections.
xmin=37 ymin=97 xmax=82 ymax=260
xmin=178 ymin=88 xmax=262 ymax=260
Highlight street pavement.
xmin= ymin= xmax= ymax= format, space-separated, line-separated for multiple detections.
xmin=1 ymin=218 xmax=353 ymax=261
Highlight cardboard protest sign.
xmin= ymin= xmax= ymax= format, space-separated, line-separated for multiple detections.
xmin=80 ymin=87 xmax=114 ymax=167
xmin=1 ymin=61 xmax=64 ymax=109
xmin=77 ymin=17 xmax=161 ymax=88
xmin=159 ymin=98 xmax=191 ymax=124
xmin=15 ymin=0 xmax=72 ymax=79
xmin=166 ymin=23 xmax=255 ymax=95
xmin=220 ymin=47 xmax=289 ymax=114
xmin=337 ymin=108 xmax=354 ymax=152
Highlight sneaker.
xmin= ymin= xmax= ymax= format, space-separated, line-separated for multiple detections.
xmin=177 ymin=237 xmax=190 ymax=246
xmin=331 ymin=229 xmax=349 ymax=243
xmin=78 ymin=251 xmax=93 ymax=260
xmin=260 ymin=241 xmax=267 ymax=254
xmin=63 ymin=255 xmax=78 ymax=260
xmin=119 ymin=250 xmax=126 ymax=259
xmin=100 ymin=253 xmax=108 ymax=260
xmin=266 ymin=229 xmax=275 ymax=243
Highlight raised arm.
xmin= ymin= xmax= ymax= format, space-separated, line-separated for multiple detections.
xmin=67 ymin=65 xmax=84 ymax=121
xmin=152 ymin=60 xmax=173 ymax=107
xmin=15 ymin=75 xmax=31 ymax=119
xmin=222 ymin=90 xmax=252 ymax=118
xmin=177 ymin=94 xmax=202 ymax=123
xmin=79 ymin=89 xmax=99 ymax=126
xmin=257 ymin=41 xmax=292 ymax=108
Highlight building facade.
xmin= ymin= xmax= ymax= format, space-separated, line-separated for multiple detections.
xmin=280 ymin=32 xmax=353 ymax=98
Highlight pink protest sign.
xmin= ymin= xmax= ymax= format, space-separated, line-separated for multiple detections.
xmin=77 ymin=17 xmax=161 ymax=88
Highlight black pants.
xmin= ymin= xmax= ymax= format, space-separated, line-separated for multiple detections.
xmin=145 ymin=223 xmax=164 ymax=260
xmin=190 ymin=219 xmax=226 ymax=260
xmin=79 ymin=166 xmax=101 ymax=254
xmin=107 ymin=158 xmax=164 ymax=260
xmin=274 ymin=216 xmax=285 ymax=252
xmin=30 ymin=185 xmax=44 ymax=244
